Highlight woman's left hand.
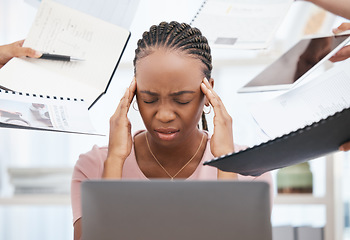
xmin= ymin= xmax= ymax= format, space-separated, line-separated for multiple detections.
xmin=200 ymin=77 xmax=234 ymax=157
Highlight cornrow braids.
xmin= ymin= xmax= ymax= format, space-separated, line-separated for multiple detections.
xmin=134 ymin=21 xmax=212 ymax=131
xmin=134 ymin=21 xmax=212 ymax=79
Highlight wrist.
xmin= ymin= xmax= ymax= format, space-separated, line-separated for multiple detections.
xmin=213 ymin=146 xmax=235 ymax=158
xmin=102 ymin=156 xmax=125 ymax=179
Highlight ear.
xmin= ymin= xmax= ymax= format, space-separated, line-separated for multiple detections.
xmin=204 ymin=78 xmax=214 ymax=106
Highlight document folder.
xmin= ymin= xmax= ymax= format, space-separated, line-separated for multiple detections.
xmin=204 ymin=107 xmax=350 ymax=176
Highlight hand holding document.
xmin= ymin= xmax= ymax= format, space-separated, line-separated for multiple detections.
xmin=204 ymin=61 xmax=350 ymax=176
xmin=191 ymin=0 xmax=293 ymax=49
xmin=0 ymin=0 xmax=130 ymax=109
xmin=250 ymin=61 xmax=350 ymax=139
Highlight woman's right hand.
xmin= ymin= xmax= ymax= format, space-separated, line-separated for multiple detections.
xmin=103 ymin=78 xmax=136 ymax=178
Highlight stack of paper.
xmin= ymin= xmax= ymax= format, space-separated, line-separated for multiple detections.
xmin=7 ymin=167 xmax=73 ymax=195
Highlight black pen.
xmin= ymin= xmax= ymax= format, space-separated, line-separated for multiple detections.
xmin=39 ymin=53 xmax=84 ymax=61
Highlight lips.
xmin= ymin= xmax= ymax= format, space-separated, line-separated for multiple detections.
xmin=154 ymin=128 xmax=179 ymax=141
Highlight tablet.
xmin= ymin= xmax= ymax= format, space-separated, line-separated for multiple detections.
xmin=238 ymin=32 xmax=350 ymax=93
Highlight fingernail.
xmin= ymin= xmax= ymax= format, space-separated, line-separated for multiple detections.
xmin=35 ymin=51 xmax=42 ymax=58
xmin=333 ymin=28 xmax=341 ymax=34
xmin=204 ymin=77 xmax=209 ymax=83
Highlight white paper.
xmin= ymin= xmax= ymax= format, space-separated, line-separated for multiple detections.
xmin=25 ymin=0 xmax=140 ymax=29
xmin=191 ymin=0 xmax=293 ymax=49
xmin=0 ymin=0 xmax=130 ymax=108
xmin=0 ymin=89 xmax=102 ymax=135
xmin=250 ymin=60 xmax=350 ymax=139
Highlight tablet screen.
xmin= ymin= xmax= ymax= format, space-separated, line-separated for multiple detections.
xmin=238 ymin=34 xmax=350 ymax=92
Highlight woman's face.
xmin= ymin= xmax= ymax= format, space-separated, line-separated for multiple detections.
xmin=135 ymin=48 xmax=206 ymax=147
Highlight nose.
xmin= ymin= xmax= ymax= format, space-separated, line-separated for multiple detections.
xmin=155 ymin=104 xmax=176 ymax=123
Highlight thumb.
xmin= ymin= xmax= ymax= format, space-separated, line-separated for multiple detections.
xmin=15 ymin=47 xmax=42 ymax=58
xmin=333 ymin=22 xmax=350 ymax=34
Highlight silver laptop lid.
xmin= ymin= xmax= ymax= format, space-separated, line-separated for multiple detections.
xmin=82 ymin=180 xmax=271 ymax=240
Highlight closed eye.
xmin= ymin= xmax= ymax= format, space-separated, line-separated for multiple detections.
xmin=143 ymin=99 xmax=158 ymax=104
xmin=174 ymin=99 xmax=191 ymax=105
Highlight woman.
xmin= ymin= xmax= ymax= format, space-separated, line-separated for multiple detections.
xmin=71 ymin=21 xmax=273 ymax=240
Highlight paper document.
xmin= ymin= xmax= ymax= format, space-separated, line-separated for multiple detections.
xmin=25 ymin=0 xmax=140 ymax=29
xmin=250 ymin=60 xmax=350 ymax=139
xmin=0 ymin=89 xmax=102 ymax=135
xmin=204 ymin=61 xmax=350 ymax=176
xmin=191 ymin=0 xmax=293 ymax=49
xmin=0 ymin=0 xmax=130 ymax=109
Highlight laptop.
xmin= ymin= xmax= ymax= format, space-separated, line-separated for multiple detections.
xmin=81 ymin=180 xmax=272 ymax=240
xmin=238 ymin=32 xmax=350 ymax=93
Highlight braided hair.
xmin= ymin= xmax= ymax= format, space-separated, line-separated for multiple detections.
xmin=133 ymin=21 xmax=212 ymax=131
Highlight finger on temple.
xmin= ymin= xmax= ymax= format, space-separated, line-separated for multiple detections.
xmin=201 ymin=79 xmax=230 ymax=117
xmin=201 ymin=82 xmax=222 ymax=116
xmin=202 ymin=77 xmax=222 ymax=101
xmin=122 ymin=87 xmax=132 ymax=115
xmin=127 ymin=79 xmax=137 ymax=106
xmin=113 ymin=87 xmax=130 ymax=117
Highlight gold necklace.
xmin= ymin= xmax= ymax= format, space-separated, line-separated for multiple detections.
xmin=145 ymin=132 xmax=205 ymax=180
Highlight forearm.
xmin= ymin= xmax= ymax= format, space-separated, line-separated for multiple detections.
xmin=307 ymin=0 xmax=350 ymax=19
xmin=102 ymin=157 xmax=124 ymax=179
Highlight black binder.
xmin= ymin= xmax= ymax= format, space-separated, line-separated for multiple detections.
xmin=204 ymin=107 xmax=350 ymax=176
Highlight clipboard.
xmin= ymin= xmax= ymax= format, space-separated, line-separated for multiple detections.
xmin=204 ymin=106 xmax=350 ymax=176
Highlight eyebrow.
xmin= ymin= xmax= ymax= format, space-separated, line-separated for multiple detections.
xmin=140 ymin=90 xmax=196 ymax=96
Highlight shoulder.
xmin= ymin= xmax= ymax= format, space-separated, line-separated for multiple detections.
xmin=72 ymin=145 xmax=108 ymax=180
xmin=73 ymin=130 xmax=145 ymax=180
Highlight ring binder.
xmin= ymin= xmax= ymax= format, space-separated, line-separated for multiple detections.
xmin=204 ymin=106 xmax=350 ymax=176
xmin=190 ymin=0 xmax=207 ymax=26
xmin=204 ymin=60 xmax=350 ymax=176
xmin=0 ymin=89 xmax=84 ymax=102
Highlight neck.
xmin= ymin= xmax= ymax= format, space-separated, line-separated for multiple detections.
xmin=146 ymin=129 xmax=205 ymax=167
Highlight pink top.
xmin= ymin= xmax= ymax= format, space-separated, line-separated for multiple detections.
xmin=71 ymin=131 xmax=274 ymax=224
